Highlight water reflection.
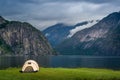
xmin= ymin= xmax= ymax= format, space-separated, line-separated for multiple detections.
xmin=0 ymin=55 xmax=50 ymax=69
xmin=0 ymin=55 xmax=120 ymax=69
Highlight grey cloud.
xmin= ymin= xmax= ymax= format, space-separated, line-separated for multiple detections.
xmin=27 ymin=0 xmax=120 ymax=4
xmin=0 ymin=0 xmax=120 ymax=30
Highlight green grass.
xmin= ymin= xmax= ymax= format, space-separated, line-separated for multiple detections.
xmin=0 ymin=68 xmax=120 ymax=80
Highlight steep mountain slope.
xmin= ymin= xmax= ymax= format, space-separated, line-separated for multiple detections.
xmin=43 ymin=21 xmax=98 ymax=47
xmin=56 ymin=12 xmax=120 ymax=56
xmin=0 ymin=16 xmax=54 ymax=55
xmin=43 ymin=23 xmax=75 ymax=47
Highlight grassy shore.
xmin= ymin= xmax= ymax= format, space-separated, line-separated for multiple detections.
xmin=0 ymin=68 xmax=120 ymax=80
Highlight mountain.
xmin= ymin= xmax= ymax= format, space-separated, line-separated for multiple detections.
xmin=43 ymin=23 xmax=75 ymax=47
xmin=56 ymin=12 xmax=120 ymax=56
xmin=0 ymin=16 xmax=6 ymax=24
xmin=43 ymin=20 xmax=98 ymax=47
xmin=0 ymin=16 xmax=54 ymax=55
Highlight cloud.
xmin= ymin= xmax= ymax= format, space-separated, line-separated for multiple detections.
xmin=67 ymin=20 xmax=98 ymax=38
xmin=0 ymin=0 xmax=120 ymax=30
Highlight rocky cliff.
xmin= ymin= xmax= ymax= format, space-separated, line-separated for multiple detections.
xmin=0 ymin=16 xmax=54 ymax=55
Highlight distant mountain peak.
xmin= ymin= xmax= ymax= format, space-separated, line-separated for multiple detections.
xmin=51 ymin=23 xmax=72 ymax=28
xmin=53 ymin=23 xmax=64 ymax=26
xmin=108 ymin=12 xmax=120 ymax=18
xmin=100 ymin=12 xmax=120 ymax=23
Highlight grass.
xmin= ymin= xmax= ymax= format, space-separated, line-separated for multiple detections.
xmin=0 ymin=68 xmax=120 ymax=80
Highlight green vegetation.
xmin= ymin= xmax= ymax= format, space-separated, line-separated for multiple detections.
xmin=0 ymin=38 xmax=13 ymax=55
xmin=0 ymin=68 xmax=120 ymax=80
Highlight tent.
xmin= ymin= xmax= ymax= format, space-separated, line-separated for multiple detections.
xmin=20 ymin=60 xmax=39 ymax=73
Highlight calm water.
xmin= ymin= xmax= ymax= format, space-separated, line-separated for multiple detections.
xmin=0 ymin=55 xmax=120 ymax=69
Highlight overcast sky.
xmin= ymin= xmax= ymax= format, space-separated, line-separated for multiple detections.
xmin=0 ymin=0 xmax=120 ymax=30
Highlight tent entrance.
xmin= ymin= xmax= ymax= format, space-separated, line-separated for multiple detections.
xmin=24 ymin=66 xmax=34 ymax=72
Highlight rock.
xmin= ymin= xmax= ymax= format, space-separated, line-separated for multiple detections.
xmin=0 ymin=17 xmax=54 ymax=55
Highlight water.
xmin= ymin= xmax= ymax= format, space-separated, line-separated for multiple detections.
xmin=0 ymin=55 xmax=120 ymax=69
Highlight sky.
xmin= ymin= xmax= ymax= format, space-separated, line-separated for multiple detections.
xmin=0 ymin=0 xmax=120 ymax=30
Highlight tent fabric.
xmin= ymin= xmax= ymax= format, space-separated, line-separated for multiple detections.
xmin=21 ymin=60 xmax=39 ymax=73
